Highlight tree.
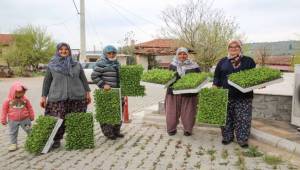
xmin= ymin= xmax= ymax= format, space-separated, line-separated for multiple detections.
xmin=161 ymin=0 xmax=238 ymax=71
xmin=118 ymin=31 xmax=136 ymax=65
xmin=1 ymin=25 xmax=56 ymax=74
xmin=255 ymin=46 xmax=271 ymax=66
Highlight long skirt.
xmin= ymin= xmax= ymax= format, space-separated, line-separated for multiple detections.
xmin=221 ymin=98 xmax=253 ymax=144
xmin=165 ymin=94 xmax=198 ymax=133
xmin=45 ymin=99 xmax=87 ymax=141
xmin=99 ymin=98 xmax=124 ymax=138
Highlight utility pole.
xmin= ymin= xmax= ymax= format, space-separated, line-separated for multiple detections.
xmin=80 ymin=0 xmax=86 ymax=62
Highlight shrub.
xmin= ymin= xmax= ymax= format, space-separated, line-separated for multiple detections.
xmin=120 ymin=65 xmax=145 ymax=96
xmin=25 ymin=115 xmax=57 ymax=154
xmin=197 ymin=88 xmax=228 ymax=126
xmin=94 ymin=89 xmax=121 ymax=125
xmin=228 ymin=67 xmax=282 ymax=88
xmin=141 ymin=69 xmax=175 ymax=84
xmin=65 ymin=112 xmax=94 ymax=150
xmin=172 ymin=73 xmax=208 ymax=90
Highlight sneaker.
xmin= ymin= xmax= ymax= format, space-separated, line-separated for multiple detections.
xmin=52 ymin=141 xmax=61 ymax=149
xmin=184 ymin=131 xmax=192 ymax=136
xmin=222 ymin=139 xmax=233 ymax=145
xmin=8 ymin=144 xmax=17 ymax=152
xmin=168 ymin=130 xmax=177 ymax=136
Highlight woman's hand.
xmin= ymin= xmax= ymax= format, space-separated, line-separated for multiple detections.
xmin=40 ymin=97 xmax=47 ymax=109
xmin=103 ymin=84 xmax=111 ymax=91
xmin=86 ymin=92 xmax=91 ymax=105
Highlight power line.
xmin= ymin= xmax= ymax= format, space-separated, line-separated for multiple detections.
xmin=72 ymin=0 xmax=80 ymax=14
xmin=102 ymin=1 xmax=153 ymax=36
xmin=103 ymin=0 xmax=160 ymax=28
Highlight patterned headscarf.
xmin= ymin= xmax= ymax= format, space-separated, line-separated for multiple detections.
xmin=48 ymin=42 xmax=77 ymax=77
xmin=227 ymin=39 xmax=243 ymax=68
xmin=171 ymin=47 xmax=199 ymax=77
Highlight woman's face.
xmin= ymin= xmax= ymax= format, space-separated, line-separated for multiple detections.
xmin=178 ymin=52 xmax=188 ymax=62
xmin=58 ymin=46 xmax=70 ymax=57
xmin=228 ymin=43 xmax=241 ymax=57
xmin=106 ymin=52 xmax=117 ymax=61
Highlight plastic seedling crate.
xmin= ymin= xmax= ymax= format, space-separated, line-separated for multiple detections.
xmin=172 ymin=79 xmax=209 ymax=94
xmin=41 ymin=118 xmax=63 ymax=154
xmin=197 ymin=88 xmax=228 ymax=126
xmin=228 ymin=77 xmax=284 ymax=93
xmin=140 ymin=77 xmax=177 ymax=88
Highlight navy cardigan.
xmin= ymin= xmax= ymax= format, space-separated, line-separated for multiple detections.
xmin=213 ymin=56 xmax=256 ymax=99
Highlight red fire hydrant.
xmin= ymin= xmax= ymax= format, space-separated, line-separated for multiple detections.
xmin=123 ymin=96 xmax=130 ymax=123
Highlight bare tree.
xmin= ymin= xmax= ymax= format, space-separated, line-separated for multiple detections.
xmin=255 ymin=47 xmax=270 ymax=66
xmin=118 ymin=31 xmax=137 ymax=65
xmin=161 ymin=0 xmax=238 ymax=71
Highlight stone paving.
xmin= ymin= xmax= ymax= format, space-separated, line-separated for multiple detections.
xmin=0 ymin=77 xmax=299 ymax=170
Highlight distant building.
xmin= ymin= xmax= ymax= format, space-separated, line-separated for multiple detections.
xmin=255 ymin=55 xmax=293 ymax=72
xmin=134 ymin=39 xmax=180 ymax=70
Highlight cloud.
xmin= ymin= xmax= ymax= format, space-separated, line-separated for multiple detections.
xmin=0 ymin=0 xmax=299 ymax=50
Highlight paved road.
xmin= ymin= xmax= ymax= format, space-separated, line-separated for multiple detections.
xmin=0 ymin=77 xmax=298 ymax=170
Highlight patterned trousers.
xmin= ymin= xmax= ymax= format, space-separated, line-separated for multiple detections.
xmin=100 ymin=123 xmax=122 ymax=138
xmin=221 ymin=98 xmax=253 ymax=144
xmin=45 ymin=99 xmax=87 ymax=141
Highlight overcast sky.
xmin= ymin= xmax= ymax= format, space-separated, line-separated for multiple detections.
xmin=0 ymin=0 xmax=299 ymax=50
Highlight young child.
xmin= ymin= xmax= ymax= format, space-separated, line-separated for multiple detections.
xmin=1 ymin=81 xmax=35 ymax=151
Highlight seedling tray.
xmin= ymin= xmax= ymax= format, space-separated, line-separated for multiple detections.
xmin=228 ymin=77 xmax=284 ymax=93
xmin=41 ymin=118 xmax=63 ymax=154
xmin=172 ymin=79 xmax=209 ymax=94
xmin=140 ymin=77 xmax=177 ymax=88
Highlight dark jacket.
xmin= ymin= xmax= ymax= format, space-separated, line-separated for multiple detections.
xmin=167 ymin=64 xmax=201 ymax=96
xmin=213 ymin=56 xmax=256 ymax=99
xmin=42 ymin=63 xmax=90 ymax=102
xmin=91 ymin=58 xmax=120 ymax=88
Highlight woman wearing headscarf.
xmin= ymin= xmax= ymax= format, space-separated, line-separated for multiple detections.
xmin=165 ymin=47 xmax=201 ymax=136
xmin=40 ymin=42 xmax=91 ymax=148
xmin=213 ymin=39 xmax=256 ymax=148
xmin=91 ymin=45 xmax=124 ymax=140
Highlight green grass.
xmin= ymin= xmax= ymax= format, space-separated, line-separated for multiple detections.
xmin=242 ymin=146 xmax=264 ymax=157
xmin=263 ymin=155 xmax=283 ymax=166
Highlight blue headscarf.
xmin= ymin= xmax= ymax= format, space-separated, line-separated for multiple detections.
xmin=48 ymin=42 xmax=77 ymax=77
xmin=98 ymin=45 xmax=120 ymax=68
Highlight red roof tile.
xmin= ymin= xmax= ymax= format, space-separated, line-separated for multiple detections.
xmin=135 ymin=39 xmax=179 ymax=48
xmin=0 ymin=34 xmax=14 ymax=45
xmin=255 ymin=56 xmax=292 ymax=66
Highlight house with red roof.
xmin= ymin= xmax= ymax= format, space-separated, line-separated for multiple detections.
xmin=134 ymin=39 xmax=180 ymax=70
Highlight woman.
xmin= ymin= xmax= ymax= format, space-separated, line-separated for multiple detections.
xmin=40 ymin=42 xmax=91 ymax=148
xmin=213 ymin=39 xmax=256 ymax=148
xmin=165 ymin=47 xmax=201 ymax=136
xmin=91 ymin=45 xmax=124 ymax=140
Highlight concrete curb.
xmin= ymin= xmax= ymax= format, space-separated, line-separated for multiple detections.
xmin=251 ymin=127 xmax=300 ymax=155
xmin=139 ymin=104 xmax=300 ymax=155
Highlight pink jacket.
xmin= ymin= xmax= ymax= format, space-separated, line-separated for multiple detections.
xmin=1 ymin=82 xmax=35 ymax=124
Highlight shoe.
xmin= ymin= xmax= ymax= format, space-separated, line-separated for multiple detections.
xmin=8 ymin=144 xmax=17 ymax=152
xmin=52 ymin=141 xmax=61 ymax=149
xmin=222 ymin=139 xmax=233 ymax=145
xmin=116 ymin=133 xmax=124 ymax=138
xmin=184 ymin=131 xmax=192 ymax=136
xmin=239 ymin=142 xmax=249 ymax=148
xmin=168 ymin=130 xmax=177 ymax=136
xmin=108 ymin=136 xmax=117 ymax=140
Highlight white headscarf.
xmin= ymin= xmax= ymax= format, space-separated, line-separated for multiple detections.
xmin=171 ymin=47 xmax=199 ymax=77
